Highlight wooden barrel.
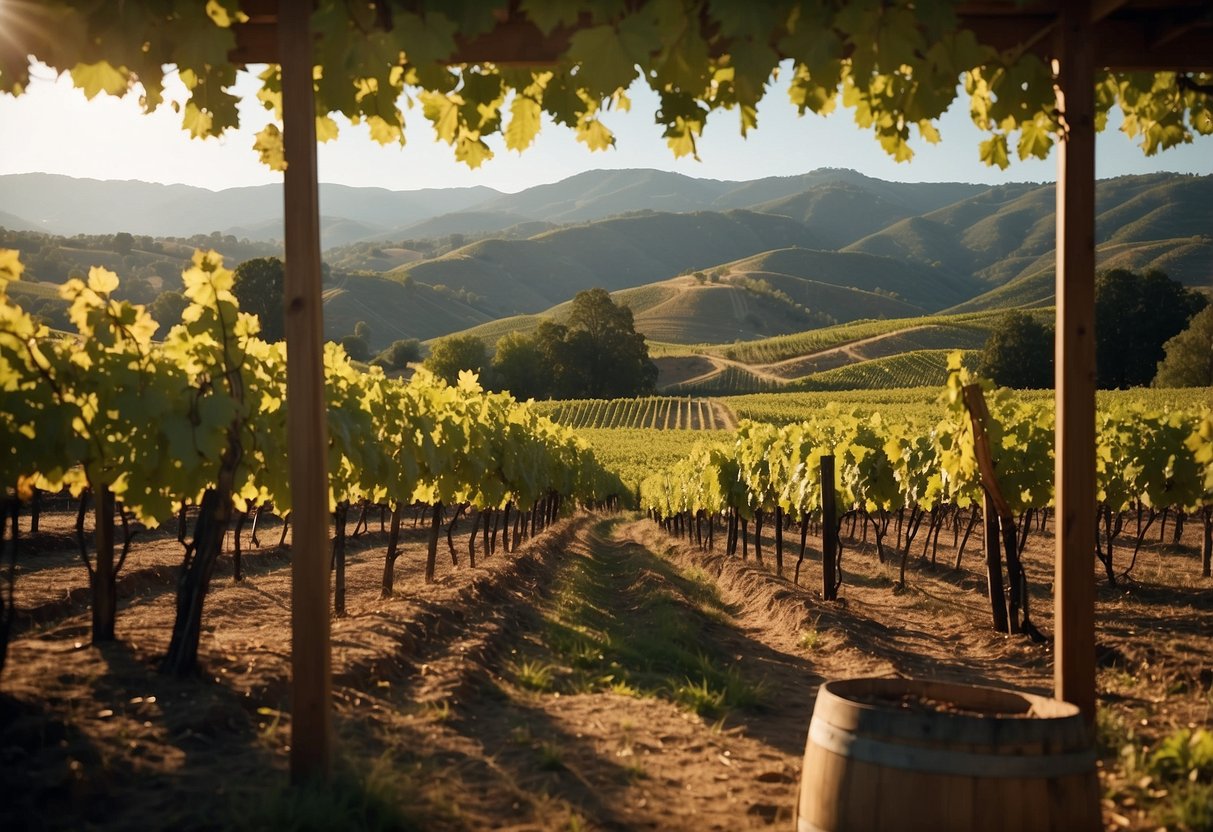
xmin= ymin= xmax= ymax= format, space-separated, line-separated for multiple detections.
xmin=795 ymin=678 xmax=1100 ymax=832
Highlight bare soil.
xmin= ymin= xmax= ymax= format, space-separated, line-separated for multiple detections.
xmin=1 ymin=502 xmax=1210 ymax=830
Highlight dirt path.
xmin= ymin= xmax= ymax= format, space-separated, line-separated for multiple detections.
xmin=408 ymin=516 xmax=818 ymax=830
xmin=657 ymin=325 xmax=935 ymax=390
xmin=3 ymin=506 xmax=1210 ymax=830
xmin=756 ymin=325 xmax=933 ymax=380
xmin=672 ymin=355 xmax=791 ymax=388
xmin=710 ymin=399 xmax=739 ymax=430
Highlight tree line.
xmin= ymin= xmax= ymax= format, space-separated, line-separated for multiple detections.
xmin=979 ymin=269 xmax=1209 ymax=389
xmin=424 ymin=288 xmax=659 ymax=400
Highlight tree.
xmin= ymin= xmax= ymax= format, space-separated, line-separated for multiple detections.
xmin=978 ymin=311 xmax=1054 ymax=388
xmin=112 ymin=232 xmax=134 ymax=255
xmin=150 ymin=290 xmax=188 ymax=334
xmin=1154 ymin=306 xmax=1213 ymax=388
xmin=1095 ymin=269 xmax=1207 ymax=389
xmin=489 ymin=292 xmax=658 ymax=399
xmin=374 ymin=338 xmax=421 ymax=370
xmin=564 ymin=288 xmax=658 ymax=398
xmin=232 ymin=257 xmax=285 ymax=342
xmin=424 ymin=334 xmax=490 ymax=386
xmin=491 ymin=331 xmax=546 ymax=400
xmin=339 ymin=335 xmax=369 ymax=362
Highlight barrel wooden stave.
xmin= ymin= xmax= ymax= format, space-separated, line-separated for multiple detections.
xmin=796 ymin=678 xmax=1101 ymax=832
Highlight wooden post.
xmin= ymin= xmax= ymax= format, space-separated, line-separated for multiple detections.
xmin=821 ymin=455 xmax=837 ymax=601
xmin=983 ymin=492 xmax=1010 ymax=634
xmin=279 ymin=2 xmax=333 ymax=782
xmin=962 ymin=384 xmax=1014 ymax=635
xmin=92 ymin=485 xmax=116 ymax=642
xmin=1054 ymin=1 xmax=1097 ymax=724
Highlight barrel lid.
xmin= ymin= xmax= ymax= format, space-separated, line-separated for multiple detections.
xmin=813 ymin=677 xmax=1089 ymax=752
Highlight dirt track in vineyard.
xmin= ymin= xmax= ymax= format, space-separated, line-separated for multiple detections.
xmin=1 ymin=504 xmax=1210 ymax=830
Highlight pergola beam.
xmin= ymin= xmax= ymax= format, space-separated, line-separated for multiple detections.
xmin=1090 ymin=0 xmax=1131 ymax=23
xmin=231 ymin=5 xmax=1213 ymax=72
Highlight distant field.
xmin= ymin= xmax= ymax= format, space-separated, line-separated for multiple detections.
xmin=664 ymin=364 xmax=785 ymax=396
xmin=789 ymin=349 xmax=981 ymax=391
xmin=701 ymin=309 xmax=1021 ymax=365
xmin=534 ymin=396 xmax=737 ymax=430
xmin=724 ymin=386 xmax=1213 ymax=425
xmin=576 ymin=428 xmax=732 ymax=492
xmin=724 ymin=389 xmax=948 ymax=424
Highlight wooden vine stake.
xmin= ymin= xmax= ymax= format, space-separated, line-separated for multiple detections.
xmin=962 ymin=384 xmax=1033 ymax=638
xmin=821 ymin=455 xmax=838 ymax=601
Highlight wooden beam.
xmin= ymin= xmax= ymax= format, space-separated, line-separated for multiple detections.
xmin=1152 ymin=18 xmax=1209 ymax=49
xmin=1053 ymin=0 xmax=1098 ymax=726
xmin=1092 ymin=19 xmax=1213 ymax=69
xmin=1089 ymin=0 xmax=1130 ymax=23
xmin=233 ymin=8 xmax=1213 ymax=73
xmin=958 ymin=14 xmax=1213 ymax=69
xmin=278 ymin=0 xmax=333 ymax=784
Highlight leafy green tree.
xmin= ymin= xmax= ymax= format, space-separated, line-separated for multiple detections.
xmin=112 ymin=231 xmax=134 ymax=255
xmin=149 ymin=289 xmax=188 ymax=334
xmin=424 ymin=333 xmax=490 ymax=386
xmin=232 ymin=257 xmax=285 ymax=342
xmin=340 ymin=335 xmax=369 ymax=362
xmin=1153 ymin=305 xmax=1213 ymax=388
xmin=1095 ymin=269 xmax=1207 ymax=389
xmin=563 ymin=288 xmax=658 ymax=398
xmin=374 ymin=338 xmax=421 ymax=370
xmin=488 ymin=291 xmax=658 ymax=399
xmin=491 ymin=331 xmax=546 ymax=399
xmin=978 ymin=311 xmax=1054 ymax=388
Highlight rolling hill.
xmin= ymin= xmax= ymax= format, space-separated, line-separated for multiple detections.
xmin=390 ymin=209 xmax=826 ymax=315
xmin=321 ymin=273 xmax=494 ymax=348
xmin=0 ymin=173 xmax=498 ymax=243
xmin=7 ymin=168 xmax=1208 ymax=395
xmin=721 ymin=248 xmax=978 ymax=310
xmin=845 ymin=174 xmax=1213 ymax=296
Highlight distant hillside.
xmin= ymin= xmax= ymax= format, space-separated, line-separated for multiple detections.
xmin=0 ymin=173 xmax=498 ymax=243
xmin=390 ymin=210 xmax=544 ymax=240
xmin=845 ymin=174 xmax=1213 ymax=292
xmin=322 ymin=274 xmax=492 ymax=348
xmin=722 ymin=248 xmax=977 ymax=311
xmin=407 ymin=167 xmax=987 ymax=240
xmin=391 ymin=209 xmax=825 ymax=315
xmin=625 ymin=278 xmax=826 ymax=344
xmin=947 ymin=235 xmax=1213 ymax=313
xmin=0 ymin=209 xmax=40 ymax=232
xmin=750 ymin=177 xmax=985 ymax=249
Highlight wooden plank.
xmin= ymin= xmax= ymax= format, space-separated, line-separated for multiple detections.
xmin=1053 ymin=0 xmax=1098 ymax=726
xmin=279 ymin=0 xmax=333 ymax=783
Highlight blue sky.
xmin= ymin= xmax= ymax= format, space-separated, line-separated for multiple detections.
xmin=2 ymin=62 xmax=1211 ymax=192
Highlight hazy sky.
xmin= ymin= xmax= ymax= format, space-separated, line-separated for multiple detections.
xmin=2 ymin=62 xmax=1211 ymax=192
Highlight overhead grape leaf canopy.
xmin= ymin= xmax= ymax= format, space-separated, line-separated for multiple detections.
xmin=1 ymin=0 xmax=1210 ymax=169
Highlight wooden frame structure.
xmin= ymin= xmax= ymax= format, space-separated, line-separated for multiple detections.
xmin=225 ymin=0 xmax=1213 ymax=781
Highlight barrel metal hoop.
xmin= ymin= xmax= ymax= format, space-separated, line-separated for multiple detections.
xmin=809 ymin=718 xmax=1096 ymax=779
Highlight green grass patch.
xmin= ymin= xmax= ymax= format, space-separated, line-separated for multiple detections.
xmin=517 ymin=519 xmax=767 ymax=719
xmin=230 ymin=753 xmax=448 ymax=832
